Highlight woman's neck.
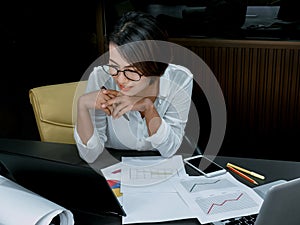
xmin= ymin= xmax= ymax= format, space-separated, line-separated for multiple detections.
xmin=137 ymin=77 xmax=159 ymax=101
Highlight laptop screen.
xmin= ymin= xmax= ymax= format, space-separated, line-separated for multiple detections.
xmin=255 ymin=177 xmax=300 ymax=225
xmin=0 ymin=152 xmax=126 ymax=217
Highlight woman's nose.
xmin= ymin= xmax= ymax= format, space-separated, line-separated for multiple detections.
xmin=117 ymin=72 xmax=128 ymax=83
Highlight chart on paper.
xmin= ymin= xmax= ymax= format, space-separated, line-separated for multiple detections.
xmin=101 ymin=163 xmax=123 ymax=198
xmin=173 ymin=174 xmax=264 ymax=224
xmin=121 ymin=155 xmax=184 ymax=186
xmin=122 ymin=167 xmax=181 ymax=186
xmin=180 ymin=179 xmax=237 ymax=193
xmin=195 ymin=191 xmax=259 ymax=214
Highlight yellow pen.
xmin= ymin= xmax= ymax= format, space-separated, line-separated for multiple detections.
xmin=226 ymin=163 xmax=265 ymax=180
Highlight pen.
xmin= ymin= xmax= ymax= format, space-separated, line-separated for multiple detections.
xmin=226 ymin=163 xmax=265 ymax=180
xmin=101 ymin=86 xmax=129 ymax=121
xmin=227 ymin=165 xmax=258 ymax=185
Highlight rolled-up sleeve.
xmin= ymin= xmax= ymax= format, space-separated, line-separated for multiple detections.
xmin=73 ymin=66 xmax=110 ymax=163
xmin=145 ymin=119 xmax=180 ymax=157
xmin=145 ymin=119 xmax=168 ymax=146
xmin=74 ymin=126 xmax=104 ymax=163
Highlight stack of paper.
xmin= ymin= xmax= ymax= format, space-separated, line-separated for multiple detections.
xmin=101 ymin=155 xmax=264 ymax=224
xmin=173 ymin=173 xmax=263 ymax=224
xmin=102 ymin=155 xmax=196 ymax=224
xmin=0 ymin=175 xmax=74 ymax=225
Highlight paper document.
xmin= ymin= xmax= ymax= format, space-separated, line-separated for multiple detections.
xmin=121 ymin=155 xmax=187 ymax=192
xmin=101 ymin=162 xmax=123 ymax=203
xmin=122 ymin=190 xmax=195 ymax=224
xmin=120 ymin=155 xmax=195 ymax=224
xmin=173 ymin=172 xmax=264 ymax=224
xmin=0 ymin=175 xmax=74 ymax=225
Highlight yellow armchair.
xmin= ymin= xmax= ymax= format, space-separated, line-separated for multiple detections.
xmin=29 ymin=81 xmax=87 ymax=144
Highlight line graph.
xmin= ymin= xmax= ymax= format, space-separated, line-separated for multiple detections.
xmin=206 ymin=193 xmax=243 ymax=214
xmin=189 ymin=180 xmax=220 ymax=192
xmin=174 ymin=174 xmax=264 ymax=224
xmin=195 ymin=191 xmax=259 ymax=215
xmin=181 ymin=178 xmax=236 ymax=193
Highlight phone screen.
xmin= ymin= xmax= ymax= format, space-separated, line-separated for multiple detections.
xmin=187 ymin=156 xmax=223 ymax=173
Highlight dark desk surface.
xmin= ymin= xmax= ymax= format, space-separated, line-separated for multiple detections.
xmin=1 ymin=138 xmax=300 ymax=225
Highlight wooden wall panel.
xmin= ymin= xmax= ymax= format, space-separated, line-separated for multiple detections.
xmin=171 ymin=38 xmax=300 ymax=136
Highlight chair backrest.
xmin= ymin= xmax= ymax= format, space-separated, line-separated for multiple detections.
xmin=29 ymin=81 xmax=87 ymax=144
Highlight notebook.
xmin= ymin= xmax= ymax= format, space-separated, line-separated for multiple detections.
xmin=0 ymin=151 xmax=126 ymax=217
xmin=213 ymin=177 xmax=300 ymax=225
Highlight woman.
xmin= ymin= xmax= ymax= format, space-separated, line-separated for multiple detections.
xmin=74 ymin=11 xmax=193 ymax=163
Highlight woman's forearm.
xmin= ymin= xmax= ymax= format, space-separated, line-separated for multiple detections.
xmin=143 ymin=98 xmax=162 ymax=136
xmin=76 ymin=96 xmax=94 ymax=145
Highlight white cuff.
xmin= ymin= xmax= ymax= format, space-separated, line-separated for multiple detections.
xmin=145 ymin=119 xmax=168 ymax=148
xmin=74 ymin=126 xmax=104 ymax=163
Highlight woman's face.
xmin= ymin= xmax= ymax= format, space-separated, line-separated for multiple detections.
xmin=108 ymin=42 xmax=152 ymax=96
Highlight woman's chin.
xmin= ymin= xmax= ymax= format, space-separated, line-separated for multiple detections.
xmin=120 ymin=89 xmax=134 ymax=96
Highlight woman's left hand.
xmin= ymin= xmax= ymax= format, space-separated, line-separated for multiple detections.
xmin=103 ymin=90 xmax=153 ymax=119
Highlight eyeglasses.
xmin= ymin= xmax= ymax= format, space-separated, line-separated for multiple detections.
xmin=101 ymin=65 xmax=143 ymax=81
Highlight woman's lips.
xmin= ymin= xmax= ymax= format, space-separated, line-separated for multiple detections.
xmin=118 ymin=83 xmax=131 ymax=92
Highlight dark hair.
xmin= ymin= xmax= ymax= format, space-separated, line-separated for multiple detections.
xmin=108 ymin=11 xmax=169 ymax=77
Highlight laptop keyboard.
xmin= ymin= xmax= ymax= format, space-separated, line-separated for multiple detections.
xmin=220 ymin=214 xmax=257 ymax=225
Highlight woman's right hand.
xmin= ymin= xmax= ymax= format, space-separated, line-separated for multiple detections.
xmin=78 ymin=89 xmax=118 ymax=116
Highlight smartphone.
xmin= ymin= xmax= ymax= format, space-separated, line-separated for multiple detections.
xmin=184 ymin=155 xmax=226 ymax=177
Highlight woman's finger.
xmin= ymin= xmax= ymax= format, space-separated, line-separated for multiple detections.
xmin=100 ymin=103 xmax=113 ymax=116
xmin=103 ymin=89 xmax=119 ymax=97
xmin=105 ymin=96 xmax=119 ymax=106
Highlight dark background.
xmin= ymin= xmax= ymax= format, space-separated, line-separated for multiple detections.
xmin=0 ymin=1 xmax=99 ymax=140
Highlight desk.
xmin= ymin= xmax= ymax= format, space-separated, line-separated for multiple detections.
xmin=1 ymin=138 xmax=300 ymax=225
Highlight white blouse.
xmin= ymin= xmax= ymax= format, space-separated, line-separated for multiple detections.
xmin=74 ymin=64 xmax=193 ymax=163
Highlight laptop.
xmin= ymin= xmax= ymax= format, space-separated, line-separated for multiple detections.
xmin=0 ymin=151 xmax=126 ymax=217
xmin=213 ymin=177 xmax=300 ymax=225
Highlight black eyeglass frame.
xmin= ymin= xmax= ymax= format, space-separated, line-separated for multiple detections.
xmin=101 ymin=65 xmax=143 ymax=81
